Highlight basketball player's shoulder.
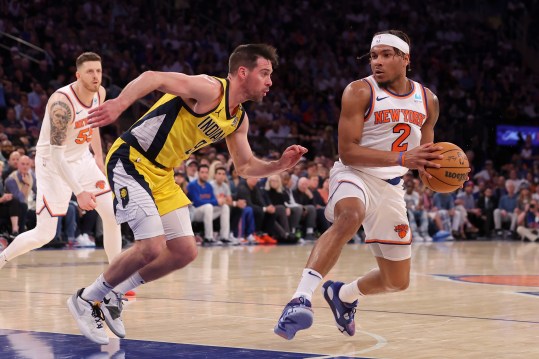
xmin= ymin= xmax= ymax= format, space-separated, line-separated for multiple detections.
xmin=422 ymin=86 xmax=439 ymax=109
xmin=343 ymin=79 xmax=371 ymax=102
xmin=48 ymin=91 xmax=71 ymax=109
xmin=98 ymin=86 xmax=106 ymax=102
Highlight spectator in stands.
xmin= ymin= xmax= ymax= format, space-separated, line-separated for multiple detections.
xmin=477 ymin=187 xmax=498 ymax=237
xmin=456 ymin=181 xmax=484 ymax=237
xmin=516 ymin=199 xmax=539 ymax=242
xmin=208 ymin=160 xmax=223 ymax=181
xmin=210 ymin=166 xmax=240 ymax=244
xmin=2 ymin=151 xmax=20 ymax=181
xmin=2 ymin=107 xmax=25 ymax=141
xmin=308 ymin=175 xmax=330 ymax=233
xmin=404 ymin=181 xmax=431 ymax=242
xmin=228 ymin=163 xmax=244 ymax=198
xmin=265 ymin=174 xmax=296 ymax=243
xmin=494 ymin=181 xmax=519 ymax=237
xmin=237 ymin=177 xmax=277 ymax=244
xmin=174 ymin=171 xmax=188 ymax=194
xmin=55 ymin=196 xmax=81 ymax=247
xmin=280 ymin=171 xmax=304 ymax=239
xmin=493 ymin=175 xmax=507 ymax=201
xmin=473 ymin=160 xmax=496 ymax=185
xmin=432 ymin=192 xmax=462 ymax=241
xmin=0 ymin=161 xmax=20 ymax=238
xmin=187 ymin=164 xmax=230 ymax=245
xmin=5 ymin=155 xmax=36 ymax=234
xmin=306 ymin=162 xmax=323 ymax=188
xmin=185 ymin=159 xmax=199 ymax=182
xmin=293 ymin=177 xmax=317 ymax=241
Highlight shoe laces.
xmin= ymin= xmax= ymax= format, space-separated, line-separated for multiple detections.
xmin=90 ymin=301 xmax=106 ymax=329
xmin=114 ymin=291 xmax=127 ymax=311
xmin=343 ymin=307 xmax=356 ymax=321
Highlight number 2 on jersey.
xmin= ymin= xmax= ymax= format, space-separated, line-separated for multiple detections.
xmin=391 ymin=123 xmax=411 ymax=152
xmin=75 ymin=128 xmax=93 ymax=144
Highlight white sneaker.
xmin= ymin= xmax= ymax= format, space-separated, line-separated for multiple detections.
xmin=413 ymin=233 xmax=424 ymax=242
xmin=75 ymin=234 xmax=95 ymax=248
xmin=67 ymin=288 xmax=109 ymax=345
xmin=227 ymin=233 xmax=240 ymax=245
xmin=102 ymin=290 xmax=126 ymax=338
xmin=246 ymin=234 xmax=256 ymax=244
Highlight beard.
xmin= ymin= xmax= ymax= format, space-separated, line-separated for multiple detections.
xmin=81 ymin=80 xmax=101 ymax=93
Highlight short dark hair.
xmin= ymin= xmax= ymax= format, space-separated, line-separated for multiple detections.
xmin=228 ymin=44 xmax=278 ymax=74
xmin=215 ymin=166 xmax=227 ymax=174
xmin=76 ymin=52 xmax=101 ymax=69
xmin=373 ymin=30 xmax=411 ymax=56
xmin=198 ymin=164 xmax=209 ymax=171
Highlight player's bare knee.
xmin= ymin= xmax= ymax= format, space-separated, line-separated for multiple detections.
xmin=384 ymin=274 xmax=410 ymax=292
xmin=137 ymin=240 xmax=164 ymax=265
xmin=182 ymin=245 xmax=198 ymax=264
xmin=334 ymin=209 xmax=363 ymax=237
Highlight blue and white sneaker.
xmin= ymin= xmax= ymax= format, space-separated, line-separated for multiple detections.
xmin=322 ymin=281 xmax=357 ymax=336
xmin=274 ymin=296 xmax=313 ymax=340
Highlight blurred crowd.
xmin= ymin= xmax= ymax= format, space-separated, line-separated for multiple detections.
xmin=0 ymin=0 xmax=538 ymax=247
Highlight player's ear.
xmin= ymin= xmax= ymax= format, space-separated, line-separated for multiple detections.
xmin=75 ymin=71 xmax=81 ymax=80
xmin=238 ymin=66 xmax=247 ymax=79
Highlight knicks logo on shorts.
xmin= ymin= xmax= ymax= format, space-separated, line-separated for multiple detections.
xmin=95 ymin=180 xmax=106 ymax=189
xmin=119 ymin=186 xmax=129 ymax=207
xmin=394 ymin=224 xmax=409 ymax=239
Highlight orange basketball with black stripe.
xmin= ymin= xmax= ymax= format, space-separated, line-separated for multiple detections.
xmin=420 ymin=142 xmax=469 ymax=193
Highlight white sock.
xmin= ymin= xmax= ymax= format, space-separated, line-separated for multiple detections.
xmin=292 ymin=268 xmax=323 ymax=301
xmin=113 ymin=272 xmax=146 ymax=294
xmin=82 ymin=273 xmax=114 ymax=302
xmin=338 ymin=279 xmax=363 ymax=303
xmin=306 ymin=227 xmax=314 ymax=234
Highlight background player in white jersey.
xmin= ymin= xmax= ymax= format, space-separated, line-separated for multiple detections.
xmin=0 ymin=52 xmax=122 ymax=268
xmin=275 ymin=30 xmax=445 ymax=340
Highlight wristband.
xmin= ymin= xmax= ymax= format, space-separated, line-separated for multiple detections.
xmin=397 ymin=151 xmax=405 ymax=166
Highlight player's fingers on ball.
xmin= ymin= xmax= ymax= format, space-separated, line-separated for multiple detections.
xmin=425 ymin=161 xmax=441 ymax=168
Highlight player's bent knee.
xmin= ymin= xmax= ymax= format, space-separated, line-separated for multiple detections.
xmin=137 ymin=239 xmax=165 ymax=265
xmin=334 ymin=209 xmax=363 ymax=234
xmin=384 ymin=274 xmax=410 ymax=292
xmin=182 ymin=245 xmax=198 ymax=264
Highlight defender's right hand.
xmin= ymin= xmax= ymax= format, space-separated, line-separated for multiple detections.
xmin=76 ymin=191 xmax=97 ymax=211
xmin=88 ymin=99 xmax=123 ymax=128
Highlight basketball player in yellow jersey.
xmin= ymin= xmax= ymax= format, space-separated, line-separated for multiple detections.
xmin=275 ymin=30 xmax=447 ymax=340
xmin=67 ymin=44 xmax=308 ymax=344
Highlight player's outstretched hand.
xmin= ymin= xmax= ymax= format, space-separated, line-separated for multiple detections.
xmin=76 ymin=191 xmax=97 ymax=211
xmin=88 ymin=99 xmax=124 ymax=128
xmin=278 ymin=145 xmax=308 ymax=170
xmin=403 ymin=142 xmax=443 ymax=173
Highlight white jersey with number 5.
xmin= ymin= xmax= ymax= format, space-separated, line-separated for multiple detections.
xmin=349 ymin=75 xmax=427 ymax=179
xmin=36 ymin=83 xmax=100 ymax=162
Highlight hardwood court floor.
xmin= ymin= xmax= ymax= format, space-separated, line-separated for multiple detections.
xmin=1 ymin=240 xmax=539 ymax=358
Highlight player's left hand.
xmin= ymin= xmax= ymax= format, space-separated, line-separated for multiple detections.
xmin=278 ymin=145 xmax=308 ymax=169
xmin=88 ymin=99 xmax=124 ymax=128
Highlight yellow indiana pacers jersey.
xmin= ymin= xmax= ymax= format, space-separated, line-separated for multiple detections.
xmin=120 ymin=77 xmax=245 ymax=169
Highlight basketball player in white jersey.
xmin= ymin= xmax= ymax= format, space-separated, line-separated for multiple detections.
xmin=0 ymin=52 xmax=122 ymax=268
xmin=275 ymin=30 xmax=446 ymax=340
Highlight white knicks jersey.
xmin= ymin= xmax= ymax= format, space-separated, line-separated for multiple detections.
xmin=36 ymin=83 xmax=100 ymax=162
xmin=348 ymin=75 xmax=428 ymax=179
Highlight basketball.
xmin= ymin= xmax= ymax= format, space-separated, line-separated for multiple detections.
xmin=419 ymin=142 xmax=469 ymax=193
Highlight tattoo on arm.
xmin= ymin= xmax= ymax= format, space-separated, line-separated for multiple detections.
xmin=50 ymin=101 xmax=72 ymax=145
